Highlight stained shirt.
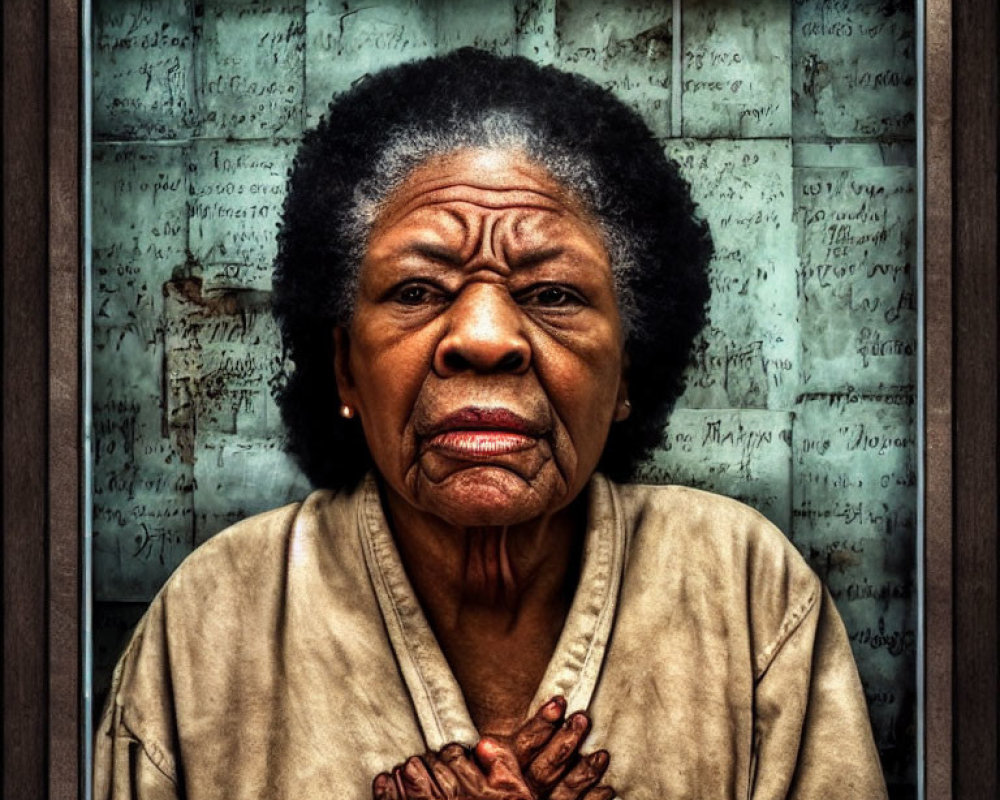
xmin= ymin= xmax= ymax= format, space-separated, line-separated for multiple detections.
xmin=95 ymin=474 xmax=887 ymax=799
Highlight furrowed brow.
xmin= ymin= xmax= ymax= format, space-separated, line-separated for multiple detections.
xmin=509 ymin=247 xmax=566 ymax=269
xmin=401 ymin=242 xmax=466 ymax=266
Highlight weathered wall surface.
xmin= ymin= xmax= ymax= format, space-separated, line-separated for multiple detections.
xmin=91 ymin=0 xmax=917 ymax=792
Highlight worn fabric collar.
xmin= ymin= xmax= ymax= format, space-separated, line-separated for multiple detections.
xmin=356 ymin=472 xmax=627 ymax=749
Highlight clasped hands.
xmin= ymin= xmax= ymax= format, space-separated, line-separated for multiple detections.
xmin=372 ymin=697 xmax=613 ymax=800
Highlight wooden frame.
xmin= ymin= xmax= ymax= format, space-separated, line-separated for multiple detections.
xmin=3 ymin=0 xmax=81 ymax=798
xmin=922 ymin=4 xmax=953 ymax=797
xmin=2 ymin=1 xmax=995 ymax=796
xmin=946 ymin=2 xmax=999 ymax=797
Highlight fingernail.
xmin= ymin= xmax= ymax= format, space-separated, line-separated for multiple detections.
xmin=441 ymin=743 xmax=466 ymax=761
xmin=403 ymin=756 xmax=423 ymax=778
xmin=542 ymin=696 xmax=566 ymax=720
xmin=570 ymin=713 xmax=589 ymax=731
xmin=590 ymin=750 xmax=609 ymax=768
xmin=476 ymin=737 xmax=500 ymax=759
xmin=373 ymin=774 xmax=388 ymax=793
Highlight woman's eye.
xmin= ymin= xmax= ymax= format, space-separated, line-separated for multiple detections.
xmin=393 ymin=283 xmax=439 ymax=306
xmin=524 ymin=285 xmax=585 ymax=308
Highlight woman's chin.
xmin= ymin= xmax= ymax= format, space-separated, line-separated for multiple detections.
xmin=414 ymin=465 xmax=565 ymax=528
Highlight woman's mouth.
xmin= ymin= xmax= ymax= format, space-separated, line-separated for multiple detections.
xmin=426 ymin=430 xmax=537 ymax=459
xmin=421 ymin=407 xmax=544 ymax=460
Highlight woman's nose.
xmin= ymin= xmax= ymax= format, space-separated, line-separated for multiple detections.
xmin=433 ymin=284 xmax=531 ymax=376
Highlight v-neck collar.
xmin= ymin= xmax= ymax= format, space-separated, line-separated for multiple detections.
xmin=357 ymin=473 xmax=626 ymax=750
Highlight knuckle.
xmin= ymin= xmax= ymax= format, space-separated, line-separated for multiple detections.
xmin=431 ymin=764 xmax=460 ymax=796
xmin=570 ymin=765 xmax=598 ymax=786
xmin=439 ymin=743 xmax=468 ymax=761
xmin=516 ymin=724 xmax=546 ymax=747
xmin=527 ymin=758 xmax=557 ymax=785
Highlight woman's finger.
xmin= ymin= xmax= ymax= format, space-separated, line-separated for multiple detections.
xmin=580 ymin=785 xmax=615 ymax=800
xmin=439 ymin=742 xmax=490 ymax=793
xmin=423 ymin=752 xmax=463 ymax=799
xmin=513 ymin=696 xmax=567 ymax=767
xmin=372 ymin=772 xmax=401 ymax=800
xmin=474 ymin=738 xmax=532 ymax=797
xmin=548 ymin=750 xmax=610 ymax=800
xmin=398 ymin=756 xmax=444 ymax=800
xmin=525 ymin=712 xmax=592 ymax=790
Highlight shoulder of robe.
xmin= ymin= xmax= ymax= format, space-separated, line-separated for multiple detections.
xmin=106 ymin=490 xmax=346 ymax=749
xmin=609 ymin=480 xmax=821 ymax=675
xmin=159 ymin=489 xmax=339 ymax=600
xmin=125 ymin=489 xmax=349 ymax=661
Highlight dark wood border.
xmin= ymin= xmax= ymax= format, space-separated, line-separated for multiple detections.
xmin=3 ymin=0 xmax=50 ymax=796
xmin=2 ymin=0 xmax=81 ymax=798
xmin=924 ymin=2 xmax=953 ymax=798
xmin=949 ymin=1 xmax=999 ymax=798
xmin=3 ymin=1 xmax=997 ymax=796
xmin=47 ymin=0 xmax=83 ymax=796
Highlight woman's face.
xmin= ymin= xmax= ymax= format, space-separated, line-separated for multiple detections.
xmin=335 ymin=148 xmax=629 ymax=528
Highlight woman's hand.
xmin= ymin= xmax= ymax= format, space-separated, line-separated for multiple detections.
xmin=374 ymin=739 xmax=612 ymax=800
xmin=372 ymin=697 xmax=614 ymax=800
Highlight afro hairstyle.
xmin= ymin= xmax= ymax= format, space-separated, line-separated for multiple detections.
xmin=272 ymin=48 xmax=712 ymax=489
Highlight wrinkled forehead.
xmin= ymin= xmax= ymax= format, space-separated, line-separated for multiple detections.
xmin=369 ymin=148 xmax=599 ymax=236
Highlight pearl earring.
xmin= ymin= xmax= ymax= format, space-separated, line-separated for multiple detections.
xmin=340 ymin=404 xmax=354 ymax=419
xmin=616 ymin=399 xmax=631 ymax=421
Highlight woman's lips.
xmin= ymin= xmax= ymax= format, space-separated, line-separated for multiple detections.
xmin=426 ymin=430 xmax=537 ymax=459
xmin=421 ymin=407 xmax=545 ymax=461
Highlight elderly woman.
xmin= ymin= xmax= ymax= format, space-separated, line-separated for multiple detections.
xmin=96 ymin=50 xmax=886 ymax=799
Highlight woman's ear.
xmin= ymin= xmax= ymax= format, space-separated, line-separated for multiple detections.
xmin=614 ymin=352 xmax=631 ymax=422
xmin=332 ymin=327 xmax=357 ymax=409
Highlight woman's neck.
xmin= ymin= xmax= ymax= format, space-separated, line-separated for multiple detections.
xmin=383 ymin=483 xmax=584 ymax=628
xmin=381 ymin=484 xmax=586 ymax=736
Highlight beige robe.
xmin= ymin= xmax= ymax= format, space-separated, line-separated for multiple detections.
xmin=95 ymin=474 xmax=887 ymax=799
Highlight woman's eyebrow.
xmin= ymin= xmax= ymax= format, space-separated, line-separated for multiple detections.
xmin=394 ymin=242 xmax=571 ymax=271
xmin=509 ymin=246 xmax=566 ymax=269
xmin=393 ymin=242 xmax=466 ymax=266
